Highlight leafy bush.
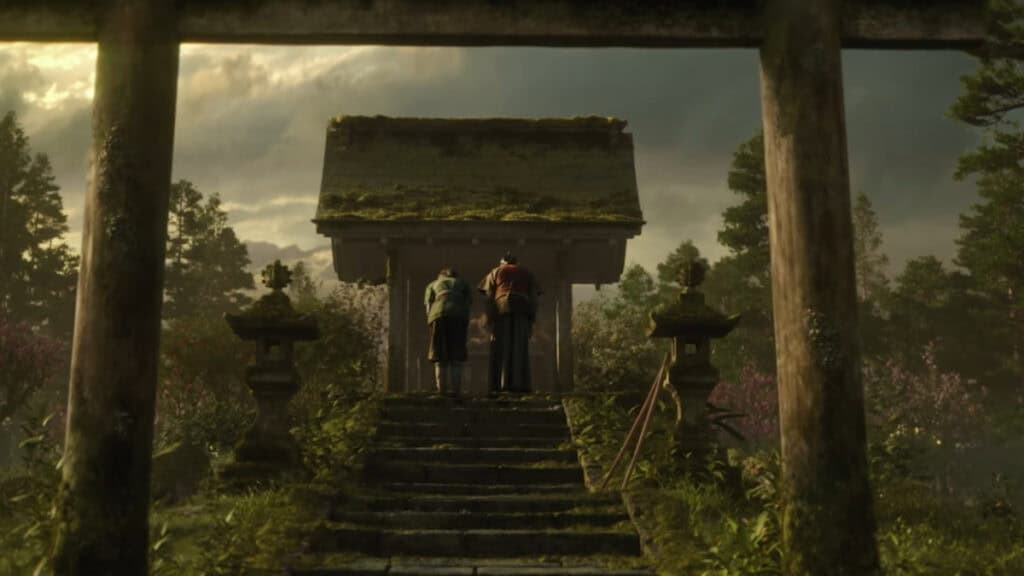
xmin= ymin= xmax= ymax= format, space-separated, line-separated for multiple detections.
xmin=157 ymin=314 xmax=256 ymax=454
xmin=293 ymin=282 xmax=386 ymax=396
xmin=572 ymin=265 xmax=667 ymax=393
xmin=0 ymin=407 xmax=64 ymax=575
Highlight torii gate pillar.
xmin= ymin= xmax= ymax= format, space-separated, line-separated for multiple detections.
xmin=760 ymin=0 xmax=879 ymax=574
xmin=51 ymin=1 xmax=179 ymax=574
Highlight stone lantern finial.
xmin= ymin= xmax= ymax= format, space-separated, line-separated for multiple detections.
xmin=262 ymin=259 xmax=292 ymax=292
xmin=681 ymin=258 xmax=708 ymax=292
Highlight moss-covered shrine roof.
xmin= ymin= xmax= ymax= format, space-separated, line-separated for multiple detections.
xmin=315 ymin=115 xmax=643 ymax=224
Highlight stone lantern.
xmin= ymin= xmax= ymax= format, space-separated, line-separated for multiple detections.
xmin=222 ymin=260 xmax=319 ymax=482
xmin=648 ymin=258 xmax=740 ymax=469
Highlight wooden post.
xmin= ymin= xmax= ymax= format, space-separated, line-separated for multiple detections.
xmin=759 ymin=1 xmax=879 ymax=574
xmin=386 ymin=250 xmax=406 ymax=392
xmin=556 ymin=251 xmax=574 ymax=394
xmin=51 ymin=1 xmax=179 ymax=574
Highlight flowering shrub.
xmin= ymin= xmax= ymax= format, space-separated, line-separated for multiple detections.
xmin=863 ymin=343 xmax=992 ymax=491
xmin=709 ymin=365 xmax=780 ymax=446
xmin=0 ymin=319 xmax=66 ymax=426
xmin=863 ymin=343 xmax=989 ymax=450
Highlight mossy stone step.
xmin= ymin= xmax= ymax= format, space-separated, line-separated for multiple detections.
xmin=379 ymin=406 xmax=566 ymax=427
xmin=368 ymin=447 xmax=578 ymax=465
xmin=375 ymin=436 xmax=570 ymax=450
xmin=377 ymin=421 xmax=568 ymax=439
xmin=365 ymin=461 xmax=584 ymax=485
xmin=311 ymin=526 xmax=642 ymax=557
xmin=331 ymin=510 xmax=629 ymax=530
xmin=381 ymin=396 xmax=563 ymax=411
xmin=291 ymin=556 xmax=655 ymax=576
xmin=379 ymin=483 xmax=585 ymax=496
xmin=337 ymin=493 xmax=621 ymax=514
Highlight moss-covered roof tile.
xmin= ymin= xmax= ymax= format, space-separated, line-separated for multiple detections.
xmin=316 ymin=115 xmax=643 ymax=223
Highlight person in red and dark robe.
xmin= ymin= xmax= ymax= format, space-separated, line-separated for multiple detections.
xmin=479 ymin=252 xmax=541 ymax=395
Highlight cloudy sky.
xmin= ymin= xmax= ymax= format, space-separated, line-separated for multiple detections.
xmin=0 ymin=42 xmax=982 ymax=287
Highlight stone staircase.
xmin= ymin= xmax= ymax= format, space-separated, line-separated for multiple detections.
xmin=298 ymin=395 xmax=654 ymax=575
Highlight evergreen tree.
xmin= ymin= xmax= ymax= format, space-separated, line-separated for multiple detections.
xmin=851 ymin=192 xmax=890 ymax=359
xmin=164 ymin=180 xmax=254 ymax=319
xmin=949 ymin=0 xmax=1024 ymax=376
xmin=886 ymin=256 xmax=1005 ymax=382
xmin=0 ymin=111 xmax=78 ymax=336
xmin=710 ymin=131 xmax=775 ymax=375
xmin=655 ymin=239 xmax=701 ymax=303
xmin=852 ymin=192 xmax=890 ymax=306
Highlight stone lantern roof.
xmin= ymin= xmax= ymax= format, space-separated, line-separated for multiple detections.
xmin=647 ymin=259 xmax=741 ymax=339
xmin=224 ymin=260 xmax=319 ymax=342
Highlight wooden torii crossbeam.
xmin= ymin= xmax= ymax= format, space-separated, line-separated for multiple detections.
xmin=1 ymin=1 xmax=989 ymax=575
xmin=1 ymin=0 xmax=987 ymax=47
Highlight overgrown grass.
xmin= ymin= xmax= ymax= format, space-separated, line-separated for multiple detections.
xmin=0 ymin=394 xmax=381 ymax=576
xmin=564 ymin=394 xmax=1024 ymax=576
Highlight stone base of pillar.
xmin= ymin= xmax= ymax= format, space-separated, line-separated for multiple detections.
xmin=221 ymin=364 xmax=310 ymax=485
xmin=673 ymin=421 xmax=712 ymax=473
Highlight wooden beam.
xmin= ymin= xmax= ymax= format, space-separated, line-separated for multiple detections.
xmin=1 ymin=0 xmax=987 ymax=48
xmin=555 ymin=248 xmax=574 ymax=394
xmin=759 ymin=0 xmax=879 ymax=574
xmin=50 ymin=1 xmax=179 ymax=574
xmin=386 ymin=250 xmax=407 ymax=393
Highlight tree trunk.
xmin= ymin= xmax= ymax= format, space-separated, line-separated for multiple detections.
xmin=51 ymin=1 xmax=178 ymax=574
xmin=759 ymin=1 xmax=880 ymax=574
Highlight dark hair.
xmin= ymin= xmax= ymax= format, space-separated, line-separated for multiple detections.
xmin=439 ymin=266 xmax=458 ymax=277
xmin=501 ymin=252 xmax=518 ymax=265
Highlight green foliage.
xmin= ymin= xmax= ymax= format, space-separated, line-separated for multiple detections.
xmin=165 ymin=180 xmax=255 ymax=320
xmin=885 ymin=257 xmax=1010 ymax=384
xmin=656 ymin=240 xmax=702 ymax=300
xmin=949 ymin=0 xmax=1024 ymax=379
xmin=0 ymin=111 xmax=78 ymax=337
xmin=293 ymin=281 xmax=386 ymax=396
xmin=148 ymin=487 xmax=324 ymax=575
xmin=875 ymin=477 xmax=1024 ymax=576
xmin=709 ymin=132 xmax=775 ymax=377
xmin=157 ymin=313 xmax=255 ymax=453
xmin=572 ymin=264 xmax=666 ymax=393
xmin=0 ymin=407 xmax=63 ymax=576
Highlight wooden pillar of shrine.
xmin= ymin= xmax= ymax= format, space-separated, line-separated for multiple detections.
xmin=51 ymin=1 xmax=179 ymax=574
xmin=386 ymin=249 xmax=408 ymax=392
xmin=556 ymin=249 xmax=574 ymax=394
xmin=759 ymin=1 xmax=879 ymax=574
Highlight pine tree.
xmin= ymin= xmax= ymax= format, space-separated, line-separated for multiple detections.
xmin=164 ymin=180 xmax=254 ymax=319
xmin=851 ymin=192 xmax=890 ymax=306
xmin=655 ymin=239 xmax=701 ymax=302
xmin=0 ymin=111 xmax=78 ymax=336
xmin=851 ymin=192 xmax=890 ymax=359
xmin=710 ymin=131 xmax=775 ymax=375
xmin=950 ymin=0 xmax=1024 ymax=376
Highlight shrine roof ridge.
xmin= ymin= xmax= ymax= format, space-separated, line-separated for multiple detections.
xmin=329 ymin=115 xmax=629 ymax=135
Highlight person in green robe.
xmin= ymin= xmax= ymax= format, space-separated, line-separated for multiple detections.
xmin=424 ymin=266 xmax=472 ymax=396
